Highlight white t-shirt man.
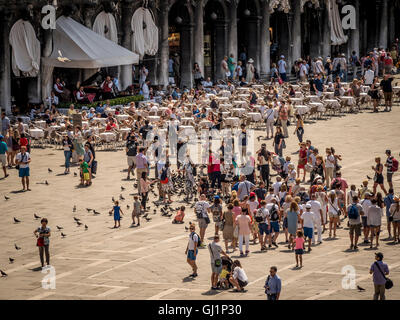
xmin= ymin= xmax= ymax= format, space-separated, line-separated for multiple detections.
xmin=300 ymin=64 xmax=308 ymax=78
xmin=306 ymin=200 xmax=322 ymax=222
xmin=265 ymin=193 xmax=279 ymax=204
xmin=233 ymin=266 xmax=248 ymax=282
xmin=364 ymin=69 xmax=375 ymax=85
xmin=195 ymin=200 xmax=210 ymax=218
xmin=278 ymin=59 xmax=287 ymax=74
xmin=361 ymin=198 xmax=372 ymax=219
xmin=272 ymin=181 xmax=282 ymax=196
xmin=256 ymin=207 xmax=270 ymax=225
xmin=301 ymin=210 xmax=315 ymax=228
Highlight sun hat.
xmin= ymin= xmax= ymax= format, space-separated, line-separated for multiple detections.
xmin=248 ymin=58 xmax=254 ymax=63
xmin=280 ymin=55 xmax=285 ymax=59
xmin=305 ymin=204 xmax=312 ymax=209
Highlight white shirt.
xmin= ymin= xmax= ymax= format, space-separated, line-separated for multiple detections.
xmin=364 ymin=69 xmax=375 ymax=85
xmin=195 ymin=201 xmax=210 ymax=218
xmin=248 ymin=200 xmax=259 ymax=215
xmin=306 ymin=200 xmax=322 ymax=221
xmin=16 ymin=152 xmax=30 ymax=168
xmin=272 ymin=182 xmax=282 ymax=195
xmin=266 ymin=203 xmax=279 ymax=214
xmin=367 ymin=205 xmax=383 ymax=226
xmin=264 ymin=108 xmax=275 ymax=121
xmin=142 ymin=83 xmax=150 ymax=99
xmin=315 ymin=60 xmax=324 ymax=74
xmin=300 ymin=64 xmax=308 ymax=77
xmin=328 ymin=197 xmax=339 ymax=214
xmin=325 ymin=155 xmax=335 ymax=168
xmin=265 ymin=194 xmax=279 ymax=204
xmin=188 ymin=232 xmax=199 ymax=250
xmin=278 ymin=60 xmax=287 ymax=73
xmin=361 ymin=199 xmax=372 ymax=218
xmin=233 ymin=267 xmax=248 ymax=282
xmin=301 ymin=211 xmax=315 ymax=228
xmin=256 ymin=207 xmax=270 ymax=224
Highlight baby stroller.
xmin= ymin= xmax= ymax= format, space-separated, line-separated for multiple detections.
xmin=216 ymin=256 xmax=234 ymax=290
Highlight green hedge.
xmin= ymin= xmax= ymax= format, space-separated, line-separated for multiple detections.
xmin=57 ymin=95 xmax=144 ymax=109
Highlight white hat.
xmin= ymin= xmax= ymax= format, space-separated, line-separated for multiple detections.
xmin=248 ymin=58 xmax=254 ymax=63
xmin=305 ymin=204 xmax=312 ymax=209
xmin=280 ymin=55 xmax=285 ymax=59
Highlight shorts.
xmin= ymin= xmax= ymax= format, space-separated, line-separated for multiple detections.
xmin=349 ymin=223 xmax=362 ymax=236
xmin=387 ymin=173 xmax=393 ymax=183
xmin=303 ymin=227 xmax=313 ymax=239
xmin=127 ymin=156 xmax=136 ymax=167
xmin=384 ymin=92 xmax=393 ymax=102
xmin=198 ymin=218 xmax=208 ymax=229
xmin=295 ymin=249 xmax=304 ymax=255
xmin=238 ymin=279 xmax=248 ymax=288
xmin=270 ymin=221 xmax=280 ymax=233
xmin=187 ymin=249 xmax=198 ymax=261
xmin=329 ymin=212 xmax=339 ymax=219
xmin=19 ymin=167 xmax=30 ymax=177
xmin=283 ymin=217 xmax=288 ymax=229
xmin=362 ymin=216 xmax=369 ymax=228
xmin=211 ymin=262 xmax=222 ymax=274
xmin=0 ymin=154 xmax=6 ymax=166
xmin=258 ymin=223 xmax=270 ymax=235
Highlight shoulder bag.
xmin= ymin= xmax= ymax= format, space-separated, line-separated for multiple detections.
xmin=374 ymin=262 xmax=393 ymax=290
xmin=209 ymin=244 xmax=222 ymax=267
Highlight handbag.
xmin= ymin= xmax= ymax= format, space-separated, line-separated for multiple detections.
xmin=374 ymin=262 xmax=393 ymax=290
xmin=37 ymin=237 xmax=44 ymax=247
xmin=209 ymin=244 xmax=222 ymax=267
xmin=204 ymin=216 xmax=210 ymax=224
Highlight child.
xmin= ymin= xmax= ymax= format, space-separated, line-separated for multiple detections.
xmin=294 ymin=230 xmax=305 ymax=268
xmin=131 ymin=196 xmax=141 ymax=227
xmin=173 ymin=206 xmax=185 ymax=224
xmin=282 ymin=156 xmax=293 ymax=179
xmin=219 ymin=264 xmax=230 ymax=289
xmin=109 ymin=200 xmax=124 ymax=228
xmin=79 ymin=158 xmax=90 ymax=187
xmin=347 ymin=184 xmax=358 ymax=207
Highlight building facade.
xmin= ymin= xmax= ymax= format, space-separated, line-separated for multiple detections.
xmin=0 ymin=0 xmax=399 ymax=114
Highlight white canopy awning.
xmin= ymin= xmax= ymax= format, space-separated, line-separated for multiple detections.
xmin=42 ymin=16 xmax=139 ymax=68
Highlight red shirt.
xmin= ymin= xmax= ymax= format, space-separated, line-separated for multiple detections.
xmin=208 ymin=154 xmax=220 ymax=173
xmin=106 ymin=123 xmax=116 ymax=131
xmin=19 ymin=137 xmax=28 ymax=148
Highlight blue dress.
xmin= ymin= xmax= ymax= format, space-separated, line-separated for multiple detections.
xmin=287 ymin=211 xmax=298 ymax=235
xmin=113 ymin=206 xmax=121 ymax=221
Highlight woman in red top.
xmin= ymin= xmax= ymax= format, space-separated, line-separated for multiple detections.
xmin=297 ymin=142 xmax=308 ymax=182
xmin=105 ymin=119 xmax=117 ymax=131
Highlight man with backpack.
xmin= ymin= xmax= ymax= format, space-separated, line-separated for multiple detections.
xmin=347 ymin=196 xmax=364 ymax=250
xmin=185 ymin=224 xmax=200 ymax=278
xmin=384 ymin=150 xmax=398 ymax=191
xmin=194 ymin=194 xmax=211 ymax=247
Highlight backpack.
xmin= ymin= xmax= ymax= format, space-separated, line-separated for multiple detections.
xmin=348 ymin=204 xmax=359 ymax=220
xmin=191 ymin=232 xmax=202 ymax=247
xmin=270 ymin=206 xmax=279 ymax=221
xmin=255 ymin=208 xmax=264 ymax=223
xmin=160 ymin=168 xmax=167 ymax=181
xmin=391 ymin=158 xmax=398 ymax=172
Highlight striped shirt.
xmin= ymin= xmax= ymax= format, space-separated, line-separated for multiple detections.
xmin=386 ymin=156 xmax=393 ymax=174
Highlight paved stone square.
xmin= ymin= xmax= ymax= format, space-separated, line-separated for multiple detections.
xmin=1 ymin=106 xmax=400 ymax=300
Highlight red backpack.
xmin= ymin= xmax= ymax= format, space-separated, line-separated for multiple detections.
xmin=392 ymin=158 xmax=398 ymax=172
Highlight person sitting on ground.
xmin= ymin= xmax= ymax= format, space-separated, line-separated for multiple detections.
xmin=173 ymin=206 xmax=185 ymax=224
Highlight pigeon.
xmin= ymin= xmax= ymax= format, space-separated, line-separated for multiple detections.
xmin=357 ymin=285 xmax=366 ymax=292
xmin=93 ymin=210 xmax=101 ymax=215
xmin=85 ymin=225 xmax=88 ymax=230
xmin=166 ymin=214 xmax=172 ymax=218
xmin=56 ymin=225 xmax=63 ymax=230
xmin=34 ymin=214 xmax=41 ymax=219
xmin=45 ymin=180 xmax=49 ymax=185
xmin=185 ymin=226 xmax=189 ymax=231
xmin=73 ymin=205 xmax=76 ymax=212
xmin=48 ymin=168 xmax=53 ymax=173
xmin=143 ymin=213 xmax=149 ymax=218
xmin=4 ymin=196 xmax=10 ymax=200
xmin=112 ymin=197 xmax=115 ymax=202
xmin=57 ymin=50 xmax=71 ymax=62
xmin=86 ymin=208 xmax=93 ymax=212
xmin=0 ymin=270 xmax=7 ymax=277
xmin=9 ymin=258 xmax=14 ymax=263
xmin=61 ymin=232 xmax=66 ymax=238
xmin=74 ymin=172 xmax=77 ymax=177
xmin=145 ymin=217 xmax=152 ymax=222
xmin=134 ymin=183 xmax=138 ymax=188
xmin=121 ymin=186 xmax=125 ymax=191
xmin=13 ymin=217 xmax=21 ymax=223
xmin=153 ymin=209 xmax=157 ymax=215
xmin=76 ymin=221 xmax=82 ymax=226
xmin=367 ymin=175 xmax=372 ymax=180
xmin=120 ymin=194 xmax=125 ymax=200
xmin=15 ymin=244 xmax=21 ymax=250
xmin=126 ymin=205 xmax=130 ymax=210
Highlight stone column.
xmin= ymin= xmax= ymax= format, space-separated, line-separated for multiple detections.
xmin=389 ymin=0 xmax=395 ymax=44
xmin=349 ymin=0 xmax=360 ymax=55
xmin=158 ymin=1 xmax=169 ymax=88
xmin=227 ymin=1 xmax=238 ymax=60
xmin=321 ymin=2 xmax=331 ymax=58
xmin=180 ymin=24 xmax=194 ymax=88
xmin=259 ymin=1 xmax=270 ymax=79
xmin=379 ymin=0 xmax=388 ymax=48
xmin=120 ymin=1 xmax=133 ymax=91
xmin=0 ymin=10 xmax=12 ymax=114
xmin=291 ymin=0 xmax=301 ymax=68
xmin=193 ymin=0 xmax=204 ymax=74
